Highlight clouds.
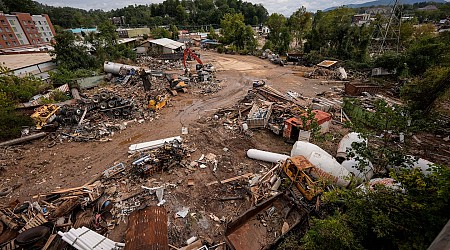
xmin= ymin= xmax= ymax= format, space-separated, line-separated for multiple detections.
xmin=37 ymin=0 xmax=376 ymax=16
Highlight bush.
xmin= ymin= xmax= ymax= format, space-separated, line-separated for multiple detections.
xmin=217 ymin=46 xmax=224 ymax=53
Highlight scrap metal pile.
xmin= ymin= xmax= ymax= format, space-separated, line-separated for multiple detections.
xmin=0 ymin=139 xmax=189 ymax=249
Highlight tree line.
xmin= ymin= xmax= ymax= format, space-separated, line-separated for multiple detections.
xmin=0 ymin=0 xmax=268 ymax=29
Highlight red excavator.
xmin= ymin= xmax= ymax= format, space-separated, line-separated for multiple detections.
xmin=183 ymin=47 xmax=203 ymax=75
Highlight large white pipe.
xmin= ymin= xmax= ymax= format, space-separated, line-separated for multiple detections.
xmin=307 ymin=151 xmax=351 ymax=187
xmin=342 ymin=158 xmax=374 ymax=182
xmin=247 ymin=149 xmax=289 ymax=163
xmin=129 ymin=136 xmax=182 ymax=153
xmin=291 ymin=141 xmax=353 ymax=187
xmin=336 ymin=132 xmax=366 ymax=159
xmin=104 ymin=61 xmax=141 ymax=75
xmin=291 ymin=141 xmax=333 ymax=159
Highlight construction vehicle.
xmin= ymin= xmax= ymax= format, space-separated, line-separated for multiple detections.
xmin=183 ymin=47 xmax=203 ymax=71
xmin=31 ymin=104 xmax=60 ymax=129
xmin=281 ymin=156 xmax=322 ymax=201
xmin=148 ymin=95 xmax=168 ymax=111
xmin=165 ymin=74 xmax=188 ymax=95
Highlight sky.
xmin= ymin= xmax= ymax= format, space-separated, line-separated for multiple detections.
xmin=37 ymin=0 xmax=372 ymax=16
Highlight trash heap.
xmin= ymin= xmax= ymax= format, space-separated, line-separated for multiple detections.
xmin=0 ymin=139 xmax=190 ymax=249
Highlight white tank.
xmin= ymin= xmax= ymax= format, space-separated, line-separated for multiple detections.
xmin=247 ymin=149 xmax=289 ymax=163
xmin=307 ymin=151 xmax=351 ymax=187
xmin=336 ymin=132 xmax=366 ymax=160
xmin=104 ymin=61 xmax=141 ymax=75
xmin=291 ymin=141 xmax=332 ymax=159
xmin=341 ymin=158 xmax=374 ymax=182
xmin=291 ymin=141 xmax=352 ymax=187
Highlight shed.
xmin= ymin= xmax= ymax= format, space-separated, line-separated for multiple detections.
xmin=147 ymin=38 xmax=185 ymax=55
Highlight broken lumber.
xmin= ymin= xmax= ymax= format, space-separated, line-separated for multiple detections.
xmin=0 ymin=210 xmax=19 ymax=229
xmin=206 ymin=173 xmax=254 ymax=186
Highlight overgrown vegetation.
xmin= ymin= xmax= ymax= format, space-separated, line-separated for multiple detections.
xmin=0 ymin=67 xmax=46 ymax=140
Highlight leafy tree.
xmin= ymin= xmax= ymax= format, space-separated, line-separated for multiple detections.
xmin=151 ymin=27 xmax=171 ymax=39
xmin=50 ymin=29 xmax=96 ymax=71
xmin=207 ymin=26 xmax=219 ymax=40
xmin=220 ymin=13 xmax=256 ymax=51
xmin=401 ymin=66 xmax=450 ymax=112
xmin=0 ymin=67 xmax=45 ymax=140
xmin=170 ymin=25 xmax=179 ymax=40
xmin=288 ymin=7 xmax=312 ymax=50
xmin=267 ymin=13 xmax=291 ymax=54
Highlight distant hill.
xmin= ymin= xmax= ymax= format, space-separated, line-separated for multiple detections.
xmin=324 ymin=0 xmax=447 ymax=11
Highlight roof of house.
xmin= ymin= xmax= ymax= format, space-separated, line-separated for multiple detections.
xmin=418 ymin=5 xmax=438 ymax=11
xmin=148 ymin=38 xmax=184 ymax=50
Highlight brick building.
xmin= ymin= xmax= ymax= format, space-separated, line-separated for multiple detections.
xmin=0 ymin=12 xmax=56 ymax=49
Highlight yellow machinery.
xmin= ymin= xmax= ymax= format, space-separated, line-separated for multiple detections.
xmin=30 ymin=104 xmax=60 ymax=129
xmin=148 ymin=95 xmax=168 ymax=111
xmin=281 ymin=156 xmax=322 ymax=201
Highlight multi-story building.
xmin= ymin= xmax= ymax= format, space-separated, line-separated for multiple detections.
xmin=31 ymin=14 xmax=55 ymax=43
xmin=0 ymin=11 xmax=55 ymax=49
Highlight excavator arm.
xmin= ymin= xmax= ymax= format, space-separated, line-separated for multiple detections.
xmin=183 ymin=48 xmax=203 ymax=69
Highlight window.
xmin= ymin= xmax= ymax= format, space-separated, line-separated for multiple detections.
xmin=44 ymin=21 xmax=47 ymax=25
xmin=13 ymin=27 xmax=17 ymax=32
xmin=0 ymin=27 xmax=2 ymax=32
xmin=6 ymin=41 xmax=10 ymax=46
xmin=2 ymin=35 xmax=6 ymax=40
xmin=19 ymin=40 xmax=24 ymax=45
xmin=5 ymin=27 xmax=9 ymax=32
xmin=0 ymin=44 xmax=2 ymax=48
xmin=46 ymin=38 xmax=49 ymax=42
xmin=31 ymin=27 xmax=35 ymax=30
xmin=1 ymin=20 xmax=5 ymax=24
xmin=17 ymin=34 xmax=21 ymax=38
xmin=28 ymin=20 xmax=31 ymax=24
xmin=8 ymin=34 xmax=12 ymax=38
xmin=26 ymin=27 xmax=29 ymax=32
xmin=9 ymin=19 xmax=14 ymax=25
xmin=23 ymin=20 xmax=27 ymax=25
xmin=38 ymin=21 xmax=41 ymax=25
xmin=32 ymin=40 xmax=36 ymax=44
xmin=13 ymin=41 xmax=17 ymax=46
xmin=41 ymin=27 xmax=44 ymax=31
xmin=46 ymin=27 xmax=49 ymax=30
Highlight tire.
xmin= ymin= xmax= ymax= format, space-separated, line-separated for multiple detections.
xmin=100 ymin=92 xmax=110 ymax=100
xmin=107 ymin=100 xmax=116 ymax=108
xmin=113 ymin=109 xmax=121 ymax=116
xmin=99 ymin=102 xmax=108 ymax=109
xmin=122 ymin=108 xmax=130 ymax=116
xmin=92 ymin=95 xmax=100 ymax=103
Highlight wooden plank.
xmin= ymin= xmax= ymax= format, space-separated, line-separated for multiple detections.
xmin=42 ymin=234 xmax=57 ymax=250
xmin=206 ymin=173 xmax=254 ymax=186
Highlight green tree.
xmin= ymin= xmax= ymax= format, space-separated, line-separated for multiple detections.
xmin=151 ymin=27 xmax=171 ymax=39
xmin=267 ymin=13 xmax=291 ymax=53
xmin=288 ymin=7 xmax=312 ymax=50
xmin=170 ymin=25 xmax=179 ymax=40
xmin=50 ymin=29 xmax=96 ymax=71
xmin=207 ymin=26 xmax=219 ymax=40
xmin=0 ymin=67 xmax=45 ymax=140
xmin=220 ymin=13 xmax=256 ymax=51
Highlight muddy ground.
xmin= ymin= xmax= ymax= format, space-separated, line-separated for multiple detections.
xmin=1 ymin=50 xmax=449 ymax=248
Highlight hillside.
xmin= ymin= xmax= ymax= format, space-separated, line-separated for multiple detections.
xmin=324 ymin=0 xmax=447 ymax=11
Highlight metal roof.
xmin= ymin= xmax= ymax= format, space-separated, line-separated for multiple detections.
xmin=149 ymin=38 xmax=184 ymax=50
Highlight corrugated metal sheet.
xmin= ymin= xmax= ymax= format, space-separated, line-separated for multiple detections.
xmin=149 ymin=38 xmax=184 ymax=50
xmin=125 ymin=206 xmax=168 ymax=250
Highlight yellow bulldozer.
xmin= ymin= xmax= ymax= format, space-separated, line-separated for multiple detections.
xmin=30 ymin=104 xmax=60 ymax=129
xmin=148 ymin=95 xmax=168 ymax=111
xmin=281 ymin=156 xmax=323 ymax=201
